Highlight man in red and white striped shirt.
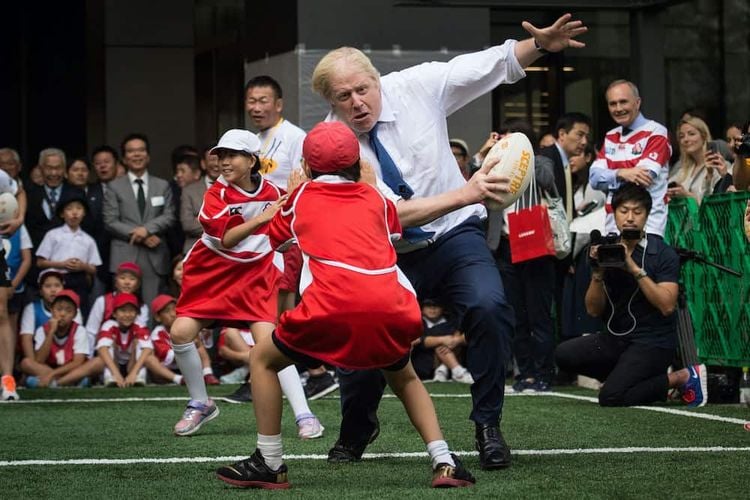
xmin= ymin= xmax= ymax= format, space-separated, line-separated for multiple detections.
xmin=589 ymin=80 xmax=671 ymax=236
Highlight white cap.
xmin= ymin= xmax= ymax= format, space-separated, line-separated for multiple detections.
xmin=210 ymin=129 xmax=261 ymax=155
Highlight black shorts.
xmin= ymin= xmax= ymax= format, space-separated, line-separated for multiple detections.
xmin=0 ymin=248 xmax=11 ymax=288
xmin=271 ymin=331 xmax=410 ymax=372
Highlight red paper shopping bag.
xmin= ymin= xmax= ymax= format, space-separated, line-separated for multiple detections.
xmin=507 ymin=204 xmax=556 ymax=263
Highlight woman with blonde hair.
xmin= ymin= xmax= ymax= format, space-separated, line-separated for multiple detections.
xmin=667 ymin=116 xmax=728 ymax=203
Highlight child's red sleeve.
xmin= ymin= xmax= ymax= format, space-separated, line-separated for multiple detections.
xmin=199 ymin=187 xmax=245 ymax=240
xmin=268 ymin=192 xmax=295 ymax=249
xmin=385 ymin=199 xmax=403 ymax=239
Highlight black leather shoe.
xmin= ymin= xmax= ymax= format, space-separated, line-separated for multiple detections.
xmin=327 ymin=418 xmax=380 ymax=463
xmin=475 ymin=424 xmax=511 ymax=470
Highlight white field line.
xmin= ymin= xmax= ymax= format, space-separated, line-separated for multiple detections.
xmin=2 ymin=446 xmax=750 ymax=467
xmin=3 ymin=390 xmax=747 ymax=426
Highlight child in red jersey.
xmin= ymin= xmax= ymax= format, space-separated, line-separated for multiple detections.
xmin=19 ymin=290 xmax=88 ymax=388
xmin=57 ymin=293 xmax=153 ymax=387
xmin=216 ymin=122 xmax=475 ymax=490
xmin=170 ymin=129 xmax=322 ymax=438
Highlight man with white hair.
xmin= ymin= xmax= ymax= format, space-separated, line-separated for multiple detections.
xmin=311 ymin=14 xmax=588 ymax=471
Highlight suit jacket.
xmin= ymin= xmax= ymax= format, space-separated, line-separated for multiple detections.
xmin=539 ymin=145 xmax=569 ymax=212
xmin=180 ymin=179 xmax=207 ymax=253
xmin=25 ymin=182 xmax=86 ymax=249
xmin=102 ymin=173 xmax=175 ymax=275
xmin=85 ymin=182 xmax=111 ymax=284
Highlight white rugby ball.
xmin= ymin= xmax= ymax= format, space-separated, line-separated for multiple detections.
xmin=0 ymin=192 xmax=18 ymax=223
xmin=481 ymin=132 xmax=534 ymax=210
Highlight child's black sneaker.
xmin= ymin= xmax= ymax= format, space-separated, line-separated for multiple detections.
xmin=216 ymin=449 xmax=289 ymax=489
xmin=431 ymin=454 xmax=476 ymax=488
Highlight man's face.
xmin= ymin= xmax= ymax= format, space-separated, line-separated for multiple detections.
xmin=0 ymin=151 xmax=20 ymax=178
xmin=606 ymin=83 xmax=641 ymax=128
xmin=41 ymin=154 xmax=65 ymax=188
xmin=122 ymin=139 xmax=150 ymax=175
xmin=328 ymin=65 xmax=382 ymax=134
xmin=245 ymin=86 xmax=283 ymax=131
xmin=614 ymin=200 xmax=648 ymax=234
xmin=67 ymin=160 xmax=90 ymax=188
xmin=558 ymin=122 xmax=590 ymax=158
xmin=451 ymin=146 xmax=469 ymax=174
xmin=93 ymin=151 xmax=117 ymax=182
xmin=726 ymin=126 xmax=743 ymax=157
xmin=202 ymin=152 xmax=220 ymax=181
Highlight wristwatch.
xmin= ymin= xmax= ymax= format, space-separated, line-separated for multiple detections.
xmin=634 ymin=269 xmax=648 ymax=280
xmin=534 ymin=39 xmax=549 ymax=54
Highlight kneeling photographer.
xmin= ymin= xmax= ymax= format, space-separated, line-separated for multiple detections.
xmin=555 ymin=182 xmax=708 ymax=407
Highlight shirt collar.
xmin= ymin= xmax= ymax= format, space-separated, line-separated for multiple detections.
xmin=553 ymin=142 xmax=569 ymax=166
xmin=128 ymin=171 xmax=149 ymax=185
xmin=624 ymin=113 xmax=649 ymax=132
xmin=312 ymin=175 xmax=355 ymax=185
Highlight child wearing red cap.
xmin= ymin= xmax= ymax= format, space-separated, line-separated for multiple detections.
xmin=58 ymin=293 xmax=153 ymax=387
xmin=19 ymin=290 xmax=88 ymax=388
xmin=144 ymin=294 xmax=217 ymax=385
xmin=216 ymin=121 xmax=474 ymax=489
xmin=171 ymin=129 xmax=322 ymax=439
xmin=85 ymin=261 xmax=149 ymax=356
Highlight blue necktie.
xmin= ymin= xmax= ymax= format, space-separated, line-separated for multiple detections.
xmin=368 ymin=124 xmax=434 ymax=244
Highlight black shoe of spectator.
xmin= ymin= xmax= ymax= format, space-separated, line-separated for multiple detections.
xmin=475 ymin=424 xmax=511 ymax=470
xmin=225 ymin=382 xmax=252 ymax=404
xmin=304 ymin=371 xmax=339 ymax=400
xmin=327 ymin=417 xmax=380 ymax=463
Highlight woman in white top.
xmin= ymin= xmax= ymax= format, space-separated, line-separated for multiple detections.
xmin=668 ymin=117 xmax=728 ymax=204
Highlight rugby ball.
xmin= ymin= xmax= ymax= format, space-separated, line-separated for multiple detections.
xmin=0 ymin=192 xmax=18 ymax=223
xmin=481 ymin=132 xmax=534 ymax=210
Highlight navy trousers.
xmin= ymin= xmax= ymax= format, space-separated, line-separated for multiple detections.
xmin=336 ymin=217 xmax=515 ymax=447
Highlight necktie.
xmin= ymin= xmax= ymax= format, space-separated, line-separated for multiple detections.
xmin=368 ymin=124 xmax=434 ymax=244
xmin=135 ymin=179 xmax=146 ymax=218
xmin=564 ymin=163 xmax=573 ymax=222
xmin=50 ymin=188 xmax=59 ymax=213
xmin=621 ymin=126 xmax=632 ymax=136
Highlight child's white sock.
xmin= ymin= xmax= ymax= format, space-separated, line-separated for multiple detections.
xmin=257 ymin=433 xmax=283 ymax=471
xmin=451 ymin=365 xmax=467 ymax=379
xmin=277 ymin=365 xmax=312 ymax=419
xmin=172 ymin=374 xmax=183 ymax=385
xmin=202 ymin=367 xmax=214 ymax=376
xmin=427 ymin=440 xmax=455 ymax=469
xmin=172 ymin=342 xmax=209 ymax=403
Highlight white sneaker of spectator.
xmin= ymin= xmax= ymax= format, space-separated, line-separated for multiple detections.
xmin=433 ymin=364 xmax=449 ymax=382
xmin=451 ymin=367 xmax=474 ymax=385
xmin=220 ymin=366 xmax=249 ymax=384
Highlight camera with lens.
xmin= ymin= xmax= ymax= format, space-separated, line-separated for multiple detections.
xmin=589 ymin=229 xmax=642 ymax=268
xmin=735 ymin=133 xmax=750 ymax=156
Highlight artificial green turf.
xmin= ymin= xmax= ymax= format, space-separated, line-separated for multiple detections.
xmin=2 ymin=384 xmax=749 ymax=499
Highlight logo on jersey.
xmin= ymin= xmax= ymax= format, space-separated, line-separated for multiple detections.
xmin=259 ymin=157 xmax=278 ymax=175
xmin=229 ymin=206 xmax=242 ymax=215
xmin=648 ymin=152 xmax=659 ymax=161
xmin=631 ymin=143 xmax=643 ymax=155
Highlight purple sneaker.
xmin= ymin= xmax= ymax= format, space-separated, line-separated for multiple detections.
xmin=174 ymin=399 xmax=220 ymax=436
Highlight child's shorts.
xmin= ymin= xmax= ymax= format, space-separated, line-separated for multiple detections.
xmin=271 ymin=331 xmax=409 ymax=372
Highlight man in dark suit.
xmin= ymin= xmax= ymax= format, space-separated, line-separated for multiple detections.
xmin=538 ymin=112 xmax=591 ymax=370
xmin=180 ymin=146 xmax=220 ymax=253
xmin=90 ymin=145 xmax=121 ymax=290
xmin=25 ymin=148 xmax=86 ymax=250
xmin=103 ymin=133 xmax=175 ymax=306
xmin=538 ymin=112 xmax=592 ymax=221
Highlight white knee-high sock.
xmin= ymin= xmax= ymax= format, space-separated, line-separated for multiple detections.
xmin=277 ymin=365 xmax=312 ymax=419
xmin=172 ymin=342 xmax=208 ymax=403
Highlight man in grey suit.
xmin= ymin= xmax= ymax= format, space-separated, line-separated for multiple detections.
xmin=180 ymin=147 xmax=220 ymax=253
xmin=103 ymin=133 xmax=175 ymax=306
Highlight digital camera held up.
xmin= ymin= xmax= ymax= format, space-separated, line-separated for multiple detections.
xmin=589 ymin=229 xmax=642 ymax=268
xmin=735 ymin=133 xmax=750 ymax=156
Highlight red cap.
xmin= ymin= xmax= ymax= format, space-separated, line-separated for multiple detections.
xmin=116 ymin=261 xmax=142 ymax=277
xmin=113 ymin=292 xmax=139 ymax=310
xmin=53 ymin=289 xmax=80 ymax=309
xmin=303 ymin=121 xmax=360 ymax=173
xmin=151 ymin=294 xmax=176 ymax=315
